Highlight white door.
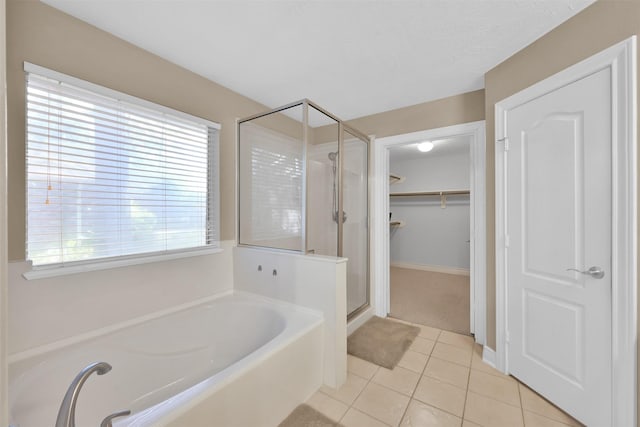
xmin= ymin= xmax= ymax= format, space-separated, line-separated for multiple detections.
xmin=505 ymin=67 xmax=612 ymax=426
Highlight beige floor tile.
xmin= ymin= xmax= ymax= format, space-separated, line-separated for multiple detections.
xmin=424 ymin=357 xmax=470 ymax=389
xmin=523 ymin=410 xmax=581 ymax=427
xmin=306 ymin=391 xmax=349 ymax=422
xmin=471 ymin=344 xmax=483 ymax=363
xmin=462 ymin=421 xmax=483 ymax=427
xmin=417 ymin=324 xmax=442 ymax=341
xmin=468 ymin=370 xmax=520 ymax=407
xmin=320 ymin=373 xmax=368 ymax=405
xmin=398 ymin=350 xmax=429 ymax=373
xmin=470 ymin=346 xmax=515 ymax=380
xmin=431 ymin=342 xmax=472 ymax=367
xmin=399 ymin=399 xmax=462 ymax=427
xmin=413 ymin=376 xmax=467 ymax=417
xmin=410 ymin=337 xmax=436 ymax=355
xmin=372 ymin=366 xmax=421 ymax=396
xmin=519 ymin=384 xmax=582 ymax=426
xmin=353 ymin=382 xmax=410 ymax=427
xmin=471 ymin=358 xmax=513 ymax=378
xmin=348 ymin=354 xmax=379 ymax=379
xmin=341 ymin=408 xmax=391 ymax=427
xmin=464 ymin=391 xmax=524 ymax=427
xmin=438 ymin=331 xmax=474 ymax=349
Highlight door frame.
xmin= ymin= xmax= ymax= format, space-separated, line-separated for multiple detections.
xmin=372 ymin=120 xmax=487 ymax=344
xmin=495 ymin=36 xmax=637 ymax=427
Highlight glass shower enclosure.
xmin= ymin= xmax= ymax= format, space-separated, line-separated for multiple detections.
xmin=237 ymin=99 xmax=369 ymax=317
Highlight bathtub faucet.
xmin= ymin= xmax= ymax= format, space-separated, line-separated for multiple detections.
xmin=55 ymin=361 xmax=112 ymax=427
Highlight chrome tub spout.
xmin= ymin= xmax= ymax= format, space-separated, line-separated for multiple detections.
xmin=55 ymin=361 xmax=112 ymax=427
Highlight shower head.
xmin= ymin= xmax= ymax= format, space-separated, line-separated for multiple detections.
xmin=328 ymin=151 xmax=338 ymax=161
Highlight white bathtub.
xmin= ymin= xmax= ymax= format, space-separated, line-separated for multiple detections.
xmin=9 ymin=291 xmax=324 ymax=427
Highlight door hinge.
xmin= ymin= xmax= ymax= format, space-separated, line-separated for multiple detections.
xmin=505 ymin=330 xmax=510 ymax=344
xmin=504 ymin=234 xmax=510 ymax=248
xmin=497 ymin=137 xmax=509 ymax=151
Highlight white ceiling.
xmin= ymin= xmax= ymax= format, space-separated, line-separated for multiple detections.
xmin=42 ymin=0 xmax=595 ymax=122
xmin=389 ymin=135 xmax=470 ymax=162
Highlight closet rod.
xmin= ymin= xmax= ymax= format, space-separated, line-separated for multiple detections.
xmin=390 ymin=190 xmax=470 ymax=197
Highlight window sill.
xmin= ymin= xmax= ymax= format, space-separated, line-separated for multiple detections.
xmin=22 ymin=247 xmax=224 ymax=281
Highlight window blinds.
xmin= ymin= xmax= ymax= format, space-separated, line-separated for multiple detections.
xmin=25 ymin=65 xmax=219 ymax=267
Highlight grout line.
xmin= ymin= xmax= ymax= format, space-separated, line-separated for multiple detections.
xmin=429 ymin=352 xmax=473 ymax=369
xmin=517 ymin=382 xmax=583 ymax=427
xmin=461 ymin=348 xmax=473 ymax=424
xmin=336 ymin=358 xmax=380 ymax=424
xmin=396 ymin=330 xmax=439 ymax=426
xmin=518 ymin=380 xmax=526 ymax=426
xmin=465 ymin=388 xmax=524 ymax=410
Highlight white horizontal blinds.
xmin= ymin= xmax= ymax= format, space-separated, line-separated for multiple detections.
xmin=26 ymin=71 xmax=219 ymax=267
xmin=241 ymin=122 xmax=303 ymax=243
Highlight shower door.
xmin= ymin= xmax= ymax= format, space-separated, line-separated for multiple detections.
xmin=343 ymin=129 xmax=369 ymax=317
xmin=305 ymin=107 xmax=369 ymax=317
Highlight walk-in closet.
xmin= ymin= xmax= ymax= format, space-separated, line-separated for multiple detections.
xmin=388 ymin=136 xmax=471 ymax=335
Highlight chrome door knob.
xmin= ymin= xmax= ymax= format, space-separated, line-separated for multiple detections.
xmin=566 ymin=266 xmax=605 ymax=279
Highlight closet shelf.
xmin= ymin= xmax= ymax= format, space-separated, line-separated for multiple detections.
xmin=390 ymin=190 xmax=470 ymax=209
xmin=390 ymin=190 xmax=470 ymax=197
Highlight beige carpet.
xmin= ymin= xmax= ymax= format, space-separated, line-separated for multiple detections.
xmin=347 ymin=316 xmax=420 ymax=369
xmin=278 ymin=404 xmax=344 ymax=427
xmin=390 ymin=267 xmax=470 ymax=335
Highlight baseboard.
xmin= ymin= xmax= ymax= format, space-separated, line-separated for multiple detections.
xmin=482 ymin=345 xmax=497 ymax=368
xmin=390 ymin=261 xmax=470 ymax=277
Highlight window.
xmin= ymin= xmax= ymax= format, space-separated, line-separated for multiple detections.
xmin=25 ymin=63 xmax=220 ymax=269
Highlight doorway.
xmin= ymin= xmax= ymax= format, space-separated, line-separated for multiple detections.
xmin=495 ymin=37 xmax=636 ymax=426
xmin=388 ymin=136 xmax=472 ymax=334
xmin=370 ymin=121 xmax=486 ymax=344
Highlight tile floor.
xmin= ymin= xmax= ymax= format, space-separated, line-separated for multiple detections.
xmin=305 ymin=320 xmax=583 ymax=427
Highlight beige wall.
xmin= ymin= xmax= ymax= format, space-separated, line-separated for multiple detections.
xmin=6 ymin=0 xmax=281 ymax=260
xmin=484 ymin=1 xmax=639 ymax=422
xmin=343 ymin=90 xmax=485 ymax=139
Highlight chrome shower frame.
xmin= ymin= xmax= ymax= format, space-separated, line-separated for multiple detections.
xmin=236 ymin=99 xmax=371 ymax=316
